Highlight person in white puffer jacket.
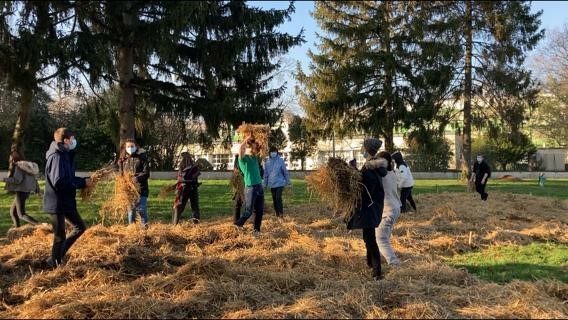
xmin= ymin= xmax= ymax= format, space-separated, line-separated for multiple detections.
xmin=392 ymin=151 xmax=416 ymax=213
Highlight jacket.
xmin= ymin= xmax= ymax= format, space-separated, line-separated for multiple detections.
xmin=382 ymin=170 xmax=401 ymax=213
xmin=43 ymin=141 xmax=86 ymax=214
xmin=4 ymin=161 xmax=40 ymax=193
xmin=117 ymin=149 xmax=150 ymax=197
xmin=263 ymin=155 xmax=291 ymax=188
xmin=395 ymin=164 xmax=414 ymax=188
xmin=473 ymin=160 xmax=491 ymax=183
xmin=347 ymin=157 xmax=388 ymax=230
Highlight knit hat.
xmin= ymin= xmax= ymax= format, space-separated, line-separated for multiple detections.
xmin=363 ymin=138 xmax=382 ymax=156
xmin=53 ymin=128 xmax=74 ymax=142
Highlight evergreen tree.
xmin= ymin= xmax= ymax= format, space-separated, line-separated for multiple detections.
xmin=288 ymin=115 xmax=317 ymax=170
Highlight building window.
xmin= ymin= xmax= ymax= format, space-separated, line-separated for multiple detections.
xmin=211 ymin=154 xmax=231 ymax=170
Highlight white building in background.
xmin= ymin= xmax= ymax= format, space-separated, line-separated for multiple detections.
xmin=180 ymin=111 xmax=463 ymax=171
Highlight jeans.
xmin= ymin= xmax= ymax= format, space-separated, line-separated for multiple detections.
xmin=128 ymin=196 xmax=149 ymax=225
xmin=362 ymin=227 xmax=381 ymax=278
xmin=173 ymin=184 xmax=200 ymax=224
xmin=10 ymin=191 xmax=38 ymax=227
xmin=235 ymin=184 xmax=264 ymax=231
xmin=270 ymin=186 xmax=284 ymax=217
xmin=400 ymin=187 xmax=416 ymax=212
xmin=50 ymin=210 xmax=86 ymax=265
xmin=376 ymin=207 xmax=401 ymax=266
xmin=475 ymin=181 xmax=488 ymax=200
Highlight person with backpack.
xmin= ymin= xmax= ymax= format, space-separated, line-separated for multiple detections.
xmin=43 ymin=128 xmax=93 ymax=267
xmin=172 ymin=152 xmax=201 ymax=224
xmin=117 ymin=139 xmax=150 ymax=227
xmin=347 ymin=138 xmax=388 ymax=280
xmin=391 ymin=151 xmax=416 ymax=213
xmin=4 ymin=151 xmax=41 ymax=228
xmin=263 ymin=146 xmax=291 ymax=218
xmin=471 ymin=155 xmax=491 ymax=201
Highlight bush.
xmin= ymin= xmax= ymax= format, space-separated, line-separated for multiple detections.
xmin=472 ymin=131 xmax=536 ymax=171
xmin=196 ymin=158 xmax=213 ymax=171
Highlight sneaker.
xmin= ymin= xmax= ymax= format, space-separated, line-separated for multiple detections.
xmin=190 ymin=218 xmax=200 ymax=224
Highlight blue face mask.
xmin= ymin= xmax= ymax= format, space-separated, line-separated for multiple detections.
xmin=362 ymin=151 xmax=369 ymax=159
xmin=270 ymin=152 xmax=277 ymax=158
xmin=69 ymin=138 xmax=77 ymax=150
xmin=126 ymin=146 xmax=137 ymax=155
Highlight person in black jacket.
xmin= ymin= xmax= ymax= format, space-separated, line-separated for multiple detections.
xmin=471 ymin=155 xmax=491 ymax=201
xmin=347 ymin=138 xmax=388 ymax=280
xmin=43 ymin=128 xmax=93 ymax=267
xmin=117 ymin=139 xmax=150 ymax=227
xmin=172 ymin=152 xmax=201 ymax=224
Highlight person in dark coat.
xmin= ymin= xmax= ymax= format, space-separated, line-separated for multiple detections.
xmin=4 ymin=151 xmax=41 ymax=227
xmin=347 ymin=138 xmax=388 ymax=280
xmin=117 ymin=139 xmax=150 ymax=227
xmin=43 ymin=128 xmax=93 ymax=267
xmin=471 ymin=155 xmax=491 ymax=201
xmin=172 ymin=152 xmax=201 ymax=224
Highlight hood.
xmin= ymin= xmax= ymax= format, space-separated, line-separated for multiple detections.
xmin=391 ymin=151 xmax=406 ymax=167
xmin=16 ymin=161 xmax=39 ymax=175
xmin=363 ymin=157 xmax=388 ymax=170
xmin=46 ymin=141 xmax=66 ymax=159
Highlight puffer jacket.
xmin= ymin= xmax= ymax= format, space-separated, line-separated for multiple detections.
xmin=4 ymin=161 xmax=40 ymax=193
xmin=117 ymin=149 xmax=150 ymax=197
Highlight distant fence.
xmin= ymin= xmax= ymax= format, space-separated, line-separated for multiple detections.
xmin=39 ymin=170 xmax=568 ymax=180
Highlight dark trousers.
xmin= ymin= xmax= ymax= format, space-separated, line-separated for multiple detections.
xmin=475 ymin=180 xmax=488 ymax=200
xmin=233 ymin=195 xmax=243 ymax=224
xmin=235 ymin=184 xmax=264 ymax=231
xmin=10 ymin=192 xmax=38 ymax=227
xmin=50 ymin=210 xmax=86 ymax=265
xmin=400 ymin=187 xmax=416 ymax=212
xmin=270 ymin=186 xmax=284 ymax=217
xmin=362 ymin=227 xmax=381 ymax=278
xmin=173 ymin=184 xmax=200 ymax=224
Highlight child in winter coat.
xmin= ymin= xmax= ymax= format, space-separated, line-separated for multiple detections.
xmin=117 ymin=139 xmax=150 ymax=227
xmin=376 ymin=151 xmax=402 ymax=267
xmin=4 ymin=151 xmax=41 ymax=227
xmin=263 ymin=146 xmax=291 ymax=218
xmin=172 ymin=152 xmax=201 ymax=224
xmin=391 ymin=151 xmax=416 ymax=212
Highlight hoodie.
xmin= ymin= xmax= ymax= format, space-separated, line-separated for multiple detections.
xmin=392 ymin=152 xmax=414 ymax=188
xmin=43 ymin=141 xmax=86 ymax=214
xmin=4 ymin=161 xmax=40 ymax=193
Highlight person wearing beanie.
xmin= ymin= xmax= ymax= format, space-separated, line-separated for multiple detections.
xmin=391 ymin=151 xmax=416 ymax=212
xmin=43 ymin=128 xmax=94 ymax=268
xmin=471 ymin=155 xmax=491 ymax=201
xmin=347 ymin=137 xmax=388 ymax=280
xmin=263 ymin=146 xmax=291 ymax=218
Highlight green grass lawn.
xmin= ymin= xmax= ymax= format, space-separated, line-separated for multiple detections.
xmin=0 ymin=178 xmax=566 ymax=234
xmin=447 ymin=242 xmax=568 ymax=283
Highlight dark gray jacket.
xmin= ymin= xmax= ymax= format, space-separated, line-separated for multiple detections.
xmin=4 ymin=161 xmax=40 ymax=193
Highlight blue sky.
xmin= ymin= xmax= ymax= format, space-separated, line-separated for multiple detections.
xmin=252 ymin=0 xmax=568 ymax=113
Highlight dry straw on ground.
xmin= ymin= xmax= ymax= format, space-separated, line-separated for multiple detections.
xmin=236 ymin=123 xmax=270 ymax=158
xmin=305 ymin=157 xmax=362 ymax=221
xmin=0 ymin=192 xmax=566 ymax=318
xmin=99 ymin=171 xmax=141 ymax=224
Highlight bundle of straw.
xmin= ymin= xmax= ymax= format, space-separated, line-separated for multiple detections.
xmin=159 ymin=184 xmax=177 ymax=199
xmin=230 ymin=171 xmax=245 ymax=202
xmin=236 ymin=123 xmax=270 ymax=157
xmin=80 ymin=165 xmax=116 ymax=201
xmin=305 ymin=157 xmax=362 ymax=221
xmin=99 ymin=171 xmax=141 ymax=224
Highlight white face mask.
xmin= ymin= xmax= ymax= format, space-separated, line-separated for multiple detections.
xmin=270 ymin=152 xmax=277 ymax=158
xmin=69 ymin=138 xmax=77 ymax=150
xmin=476 ymin=157 xmax=483 ymax=163
xmin=126 ymin=146 xmax=137 ymax=155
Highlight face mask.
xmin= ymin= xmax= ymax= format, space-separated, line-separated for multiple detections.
xmin=69 ymin=138 xmax=77 ymax=150
xmin=362 ymin=151 xmax=369 ymax=159
xmin=126 ymin=146 xmax=137 ymax=155
xmin=270 ymin=152 xmax=277 ymax=158
xmin=476 ymin=157 xmax=482 ymax=163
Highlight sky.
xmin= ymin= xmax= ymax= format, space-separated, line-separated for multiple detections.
xmin=252 ymin=0 xmax=568 ymax=114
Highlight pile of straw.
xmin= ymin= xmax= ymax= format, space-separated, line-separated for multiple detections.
xmin=236 ymin=123 xmax=270 ymax=157
xmin=80 ymin=165 xmax=116 ymax=201
xmin=99 ymin=171 xmax=140 ymax=223
xmin=158 ymin=184 xmax=176 ymax=199
xmin=230 ymin=171 xmax=245 ymax=202
xmin=305 ymin=157 xmax=362 ymax=221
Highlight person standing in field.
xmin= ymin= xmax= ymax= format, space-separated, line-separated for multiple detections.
xmin=347 ymin=138 xmax=388 ymax=280
xmin=391 ymin=151 xmax=416 ymax=213
xmin=263 ymin=146 xmax=291 ymax=218
xmin=117 ymin=139 xmax=150 ymax=227
xmin=234 ymin=136 xmax=265 ymax=234
xmin=172 ymin=152 xmax=201 ymax=224
xmin=376 ymin=151 xmax=402 ymax=267
xmin=471 ymin=155 xmax=491 ymax=201
xmin=43 ymin=128 xmax=93 ymax=267
xmin=4 ymin=151 xmax=41 ymax=228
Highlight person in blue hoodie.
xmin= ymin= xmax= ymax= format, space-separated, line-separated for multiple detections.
xmin=43 ymin=128 xmax=93 ymax=268
xmin=263 ymin=146 xmax=291 ymax=218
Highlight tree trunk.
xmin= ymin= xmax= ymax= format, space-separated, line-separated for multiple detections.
xmin=462 ymin=0 xmax=473 ymax=178
xmin=383 ymin=2 xmax=395 ymax=152
xmin=301 ymin=158 xmax=305 ymax=171
xmin=9 ymin=87 xmax=33 ymax=171
xmin=118 ymin=2 xmax=136 ymax=146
